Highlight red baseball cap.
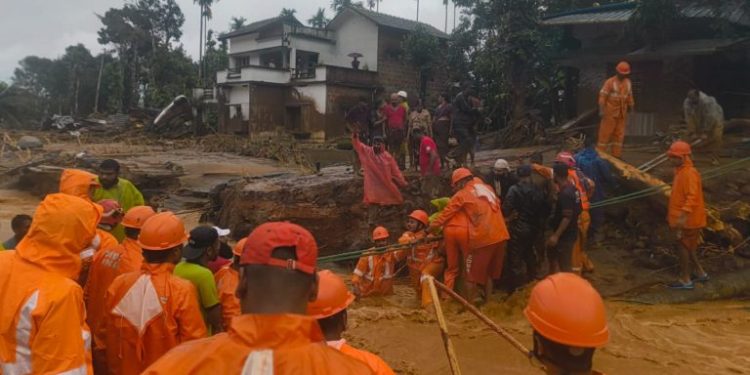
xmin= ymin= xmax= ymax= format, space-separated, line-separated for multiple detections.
xmin=240 ymin=222 xmax=317 ymax=274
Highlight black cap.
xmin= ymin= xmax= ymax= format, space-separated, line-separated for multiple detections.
xmin=182 ymin=226 xmax=219 ymax=260
xmin=517 ymin=165 xmax=532 ymax=178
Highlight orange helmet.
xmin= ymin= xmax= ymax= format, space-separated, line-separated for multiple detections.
xmin=137 ymin=212 xmax=188 ymax=251
xmin=451 ymin=168 xmax=473 ymax=187
xmin=666 ymin=140 xmax=691 ymax=158
xmin=408 ymin=210 xmax=429 ymax=226
xmin=307 ymin=270 xmax=355 ymax=319
xmin=122 ymin=205 xmax=157 ymax=229
xmin=554 ymin=152 xmax=576 ymax=168
xmin=616 ymin=61 xmax=631 ymax=75
xmin=372 ymin=226 xmax=389 ymax=241
xmin=232 ymin=237 xmax=247 ymax=257
xmin=524 ymin=273 xmax=609 ymax=348
xmin=98 ymin=199 xmax=123 ymax=226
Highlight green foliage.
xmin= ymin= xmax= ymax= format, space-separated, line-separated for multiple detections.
xmin=402 ymin=25 xmax=442 ymax=100
xmin=330 ymin=0 xmax=364 ymax=14
xmin=280 ymin=8 xmax=297 ymax=19
xmin=204 ymin=30 xmax=229 ymax=86
xmin=308 ymin=8 xmax=330 ymax=28
xmin=0 ymin=84 xmax=38 ymax=128
xmin=230 ymin=16 xmax=247 ymax=31
xmin=629 ymin=0 xmax=679 ymax=47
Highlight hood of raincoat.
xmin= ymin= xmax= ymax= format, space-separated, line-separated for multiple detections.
xmin=15 ymin=193 xmax=103 ymax=279
xmin=59 ymin=168 xmax=99 ymax=200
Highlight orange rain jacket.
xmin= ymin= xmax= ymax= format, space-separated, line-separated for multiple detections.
xmin=85 ymin=237 xmax=144 ymax=355
xmin=431 ymin=178 xmax=510 ymax=250
xmin=214 ymin=264 xmax=241 ymax=330
xmin=352 ymin=134 xmax=408 ymax=205
xmin=668 ymin=157 xmax=707 ymax=229
xmin=60 ymin=169 xmax=99 ymax=200
xmin=328 ymin=339 xmax=395 ymax=375
xmin=599 ymin=76 xmax=634 ymax=120
xmin=101 ymin=262 xmax=207 ymax=375
xmin=352 ymin=250 xmax=401 ymax=297
xmin=0 ymin=193 xmax=102 ymax=374
xmin=142 ymin=314 xmax=374 ymax=374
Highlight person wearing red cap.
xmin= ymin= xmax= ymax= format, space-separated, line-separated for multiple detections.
xmin=142 ymin=222 xmax=373 ymax=374
xmin=352 ymin=226 xmax=401 ymax=298
xmin=308 ymin=270 xmax=395 ymax=375
xmin=598 ymin=61 xmax=634 ymax=158
xmin=666 ymin=141 xmax=708 ymax=289
xmin=214 ymin=238 xmax=245 ymax=330
xmin=398 ymin=210 xmax=444 ymax=308
xmin=85 ymin=205 xmax=156 ymax=371
xmin=101 ymin=212 xmax=207 ymax=374
xmin=524 ymin=273 xmax=609 ymax=374
xmin=430 ymin=168 xmax=510 ymax=304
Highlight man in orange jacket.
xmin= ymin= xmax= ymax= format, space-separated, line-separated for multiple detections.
xmin=214 ymin=238 xmax=245 ymax=330
xmin=352 ymin=226 xmax=401 ymax=298
xmin=598 ymin=61 xmax=635 ymax=158
xmin=524 ymin=273 xmax=609 ymax=374
xmin=666 ymin=141 xmax=709 ymax=289
xmin=101 ymin=212 xmax=207 ymax=374
xmin=398 ymin=210 xmax=444 ymax=308
xmin=556 ymin=152 xmax=596 ymax=274
xmin=430 ymin=168 xmax=510 ymax=304
xmin=308 ymin=270 xmax=395 ymax=375
xmin=142 ymin=222 xmax=373 ymax=374
xmin=86 ymin=205 xmax=156 ymax=370
xmin=0 ymin=193 xmax=102 ymax=374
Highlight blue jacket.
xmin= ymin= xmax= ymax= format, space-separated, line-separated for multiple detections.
xmin=575 ymin=147 xmax=614 ymax=202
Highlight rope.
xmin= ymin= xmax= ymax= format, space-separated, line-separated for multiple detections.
xmin=317 ymin=235 xmax=443 ymax=264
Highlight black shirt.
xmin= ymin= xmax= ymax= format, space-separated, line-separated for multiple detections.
xmin=551 ymin=182 xmax=581 ymax=239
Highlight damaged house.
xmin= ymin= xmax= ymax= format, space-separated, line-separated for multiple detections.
xmin=204 ymin=6 xmax=448 ymax=141
xmin=543 ymin=1 xmax=750 ymax=136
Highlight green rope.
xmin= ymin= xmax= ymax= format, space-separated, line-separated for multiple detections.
xmin=318 ymin=236 xmax=443 ymax=264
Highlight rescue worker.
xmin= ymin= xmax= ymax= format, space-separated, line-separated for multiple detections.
xmin=502 ymin=165 xmax=546 ymax=290
xmin=547 ymin=162 xmax=581 ymax=274
xmin=684 ymin=89 xmax=725 ymax=164
xmin=0 ymin=193 xmax=102 ymax=374
xmin=666 ymin=141 xmax=709 ymax=289
xmin=215 ymin=238 xmax=245 ymax=330
xmin=1 ymin=214 xmax=31 ymax=250
xmin=174 ymin=226 xmax=224 ymax=334
xmin=575 ymin=138 xmax=615 ymax=242
xmin=352 ymin=226 xmax=400 ymax=298
xmin=308 ymin=270 xmax=395 ymax=375
xmin=398 ymin=210 xmax=444 ymax=308
xmin=78 ymin=200 xmax=121 ymax=287
xmin=102 ymin=212 xmax=207 ymax=374
xmin=352 ymin=131 xmax=408 ymax=228
xmin=97 ymin=199 xmax=124 ymax=238
xmin=142 ymin=222 xmax=373 ymax=374
xmin=93 ymin=159 xmax=146 ymax=241
xmin=556 ymin=152 xmax=596 ymax=274
xmin=598 ymin=61 xmax=635 ymax=158
xmin=86 ymin=205 xmax=156 ymax=370
xmin=430 ymin=168 xmax=510 ymax=304
xmin=487 ymin=158 xmax=519 ymax=202
xmin=430 ymin=174 xmax=471 ymax=294
xmin=524 ymin=273 xmax=609 ymax=374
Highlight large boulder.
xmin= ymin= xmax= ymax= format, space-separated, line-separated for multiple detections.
xmin=17 ymin=135 xmax=43 ymax=150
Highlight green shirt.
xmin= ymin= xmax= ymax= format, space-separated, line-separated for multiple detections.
xmin=174 ymin=261 xmax=220 ymax=333
xmin=93 ymin=177 xmax=145 ymax=242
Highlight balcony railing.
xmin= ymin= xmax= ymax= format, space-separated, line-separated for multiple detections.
xmin=292 ymin=67 xmax=316 ymax=80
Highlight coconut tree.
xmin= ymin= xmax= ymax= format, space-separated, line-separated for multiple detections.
xmin=279 ymin=8 xmax=297 ymax=19
xmin=444 ymin=0 xmax=449 ymax=32
xmin=307 ymin=8 xmax=330 ymax=29
xmin=194 ymin=0 xmax=218 ymax=83
xmin=229 ymin=16 xmax=247 ymax=31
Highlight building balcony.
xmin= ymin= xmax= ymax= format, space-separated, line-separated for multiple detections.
xmin=217 ymin=65 xmax=291 ymax=84
xmin=192 ymin=87 xmax=218 ymax=103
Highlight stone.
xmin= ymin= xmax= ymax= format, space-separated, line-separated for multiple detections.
xmin=17 ymin=135 xmax=43 ymax=150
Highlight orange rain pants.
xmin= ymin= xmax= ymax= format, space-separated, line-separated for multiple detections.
xmin=442 ymin=225 xmax=468 ymax=291
xmin=598 ymin=115 xmax=627 ymax=158
xmin=572 ymin=210 xmax=594 ymax=274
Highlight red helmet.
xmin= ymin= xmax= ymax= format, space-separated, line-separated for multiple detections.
xmin=372 ymin=226 xmax=389 ymax=241
xmin=555 ymin=152 xmax=576 ymax=168
xmin=408 ymin=210 xmax=429 ymax=226
xmin=524 ymin=273 xmax=609 ymax=348
xmin=666 ymin=140 xmax=691 ymax=158
xmin=616 ymin=61 xmax=631 ymax=75
xmin=98 ymin=199 xmax=123 ymax=226
xmin=451 ymin=168 xmax=473 ymax=187
xmin=307 ymin=270 xmax=355 ymax=319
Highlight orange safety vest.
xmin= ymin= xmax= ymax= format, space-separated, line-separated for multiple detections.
xmin=568 ymin=169 xmax=594 ymax=211
xmin=215 ymin=264 xmax=241 ymax=330
xmin=599 ymin=76 xmax=634 ymax=119
xmin=352 ymin=251 xmax=400 ymax=297
xmin=668 ymin=157 xmax=707 ymax=229
xmin=398 ymin=231 xmax=443 ymax=271
xmin=141 ymin=314 xmax=374 ymax=374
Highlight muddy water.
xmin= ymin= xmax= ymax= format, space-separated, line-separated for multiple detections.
xmin=346 ymin=280 xmax=750 ymax=375
xmin=0 ymin=189 xmax=40 ymax=243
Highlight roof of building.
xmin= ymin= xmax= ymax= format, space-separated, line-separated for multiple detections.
xmin=220 ymin=16 xmax=302 ymax=40
xmin=329 ymin=6 xmax=449 ymax=38
xmin=542 ymin=1 xmax=750 ymax=27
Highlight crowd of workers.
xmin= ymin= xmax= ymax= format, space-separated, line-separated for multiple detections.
xmin=0 ymin=59 xmax=718 ymax=374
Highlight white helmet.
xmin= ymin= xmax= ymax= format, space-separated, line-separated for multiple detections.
xmin=493 ymin=159 xmax=510 ymax=171
xmin=397 ymin=90 xmax=408 ymax=99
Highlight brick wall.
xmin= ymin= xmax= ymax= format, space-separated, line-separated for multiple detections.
xmin=248 ymin=84 xmax=288 ymax=137
xmin=326 ymin=84 xmax=375 ymax=139
xmin=376 ymin=28 xmax=448 ymax=105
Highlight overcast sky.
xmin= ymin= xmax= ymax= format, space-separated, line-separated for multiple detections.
xmin=0 ymin=0 xmax=455 ymax=82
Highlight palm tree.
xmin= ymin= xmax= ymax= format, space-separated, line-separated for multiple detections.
xmin=331 ymin=0 xmax=363 ymax=14
xmin=230 ymin=16 xmax=247 ymax=31
xmin=308 ymin=8 xmax=330 ymax=29
xmin=443 ymin=0 xmax=449 ymax=32
xmin=280 ymin=8 xmax=297 ymax=19
xmin=416 ymin=0 xmax=420 ymax=21
xmin=194 ymin=0 xmax=218 ymax=84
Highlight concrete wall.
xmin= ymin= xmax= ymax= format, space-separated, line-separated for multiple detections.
xmin=326 ymin=84 xmax=374 ymax=139
xmin=334 ymin=15 xmax=379 ymax=71
xmin=296 ymin=83 xmax=327 ymax=113
xmin=227 ymin=85 xmax=250 ymax=121
xmin=248 ymin=84 xmax=288 ymax=138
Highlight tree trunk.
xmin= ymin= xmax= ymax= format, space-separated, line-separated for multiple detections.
xmin=416 ymin=0 xmax=420 ymax=21
xmin=198 ymin=6 xmax=204 ymax=84
xmin=94 ymin=54 xmax=105 ymax=113
xmin=445 ymin=1 xmax=448 ymax=33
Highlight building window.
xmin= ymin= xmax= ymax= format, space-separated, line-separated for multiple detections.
xmin=235 ymin=56 xmax=251 ymax=68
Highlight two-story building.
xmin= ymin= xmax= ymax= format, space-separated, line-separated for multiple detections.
xmin=210 ymin=6 xmax=448 ymax=141
xmin=542 ymin=1 xmax=750 ymax=136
